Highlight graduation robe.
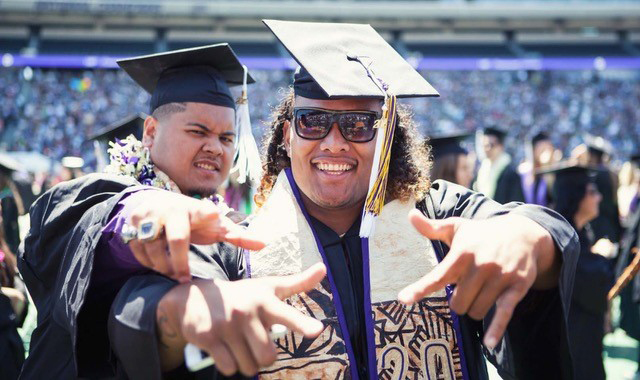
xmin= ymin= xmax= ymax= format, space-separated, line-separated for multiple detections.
xmin=492 ymin=166 xmax=525 ymax=205
xmin=616 ymin=204 xmax=640 ymax=341
xmin=590 ymin=169 xmax=621 ymax=243
xmin=567 ymin=227 xmax=614 ymax=380
xmin=20 ymin=175 xmax=578 ymax=379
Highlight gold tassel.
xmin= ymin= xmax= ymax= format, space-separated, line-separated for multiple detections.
xmin=360 ymin=94 xmax=397 ymax=237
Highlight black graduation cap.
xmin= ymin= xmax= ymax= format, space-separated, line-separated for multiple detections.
xmin=263 ymin=19 xmax=439 ymax=99
xmin=428 ymin=133 xmax=472 ymax=159
xmin=630 ymin=152 xmax=640 ymax=165
xmin=483 ymin=126 xmax=508 ymax=143
xmin=117 ymin=44 xmax=255 ymax=113
xmin=583 ymin=134 xmax=613 ymax=156
xmin=88 ymin=113 xmax=146 ymax=143
xmin=537 ymin=162 xmax=597 ymax=179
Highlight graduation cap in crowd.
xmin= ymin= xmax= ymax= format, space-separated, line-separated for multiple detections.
xmin=428 ymin=133 xmax=472 ymax=160
xmin=88 ymin=114 xmax=146 ymax=172
xmin=61 ymin=156 xmax=85 ymax=169
xmin=630 ymin=152 xmax=640 ymax=165
xmin=483 ymin=126 xmax=508 ymax=144
xmin=118 ymin=44 xmax=261 ymax=184
xmin=263 ymin=19 xmax=439 ymax=237
xmin=537 ymin=161 xmax=598 ymax=180
xmin=88 ymin=113 xmax=146 ymax=143
xmin=583 ymin=134 xmax=613 ymax=157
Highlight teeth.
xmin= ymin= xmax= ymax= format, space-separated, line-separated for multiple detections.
xmin=316 ymin=163 xmax=353 ymax=172
xmin=196 ymin=163 xmax=216 ymax=171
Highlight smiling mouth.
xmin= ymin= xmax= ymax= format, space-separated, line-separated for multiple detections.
xmin=194 ymin=162 xmax=219 ymax=171
xmin=314 ymin=162 xmax=354 ymax=174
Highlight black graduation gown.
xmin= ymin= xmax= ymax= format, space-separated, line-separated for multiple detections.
xmin=20 ymin=176 xmax=579 ymax=380
xmin=18 ymin=174 xmax=245 ymax=379
xmin=616 ymin=205 xmax=640 ymax=340
xmin=1 ymin=194 xmax=21 ymax=254
xmin=0 ymin=292 xmax=25 ymax=380
xmin=493 ymin=165 xmax=525 ymax=205
xmin=590 ymin=169 xmax=621 ymax=243
xmin=567 ymin=228 xmax=614 ymax=380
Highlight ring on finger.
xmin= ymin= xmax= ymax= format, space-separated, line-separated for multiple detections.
xmin=138 ymin=217 xmax=165 ymax=243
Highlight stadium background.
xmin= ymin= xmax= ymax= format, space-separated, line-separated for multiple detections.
xmin=1 ymin=0 xmax=639 ymax=378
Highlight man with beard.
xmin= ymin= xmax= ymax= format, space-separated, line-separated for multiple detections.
xmin=111 ymin=21 xmax=579 ymax=380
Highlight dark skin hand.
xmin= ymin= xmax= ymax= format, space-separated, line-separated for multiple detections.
xmin=156 ymin=263 xmax=327 ymax=376
xmin=399 ymin=211 xmax=560 ymax=349
xmin=127 ymin=190 xmax=265 ymax=282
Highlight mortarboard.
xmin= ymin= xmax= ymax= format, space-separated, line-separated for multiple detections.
xmin=263 ymin=19 xmax=438 ymax=237
xmin=88 ymin=113 xmax=146 ymax=143
xmin=117 ymin=44 xmax=255 ymax=113
xmin=583 ymin=134 xmax=613 ymax=156
xmin=537 ymin=162 xmax=598 ymax=179
xmin=428 ymin=133 xmax=472 ymax=159
xmin=630 ymin=152 xmax=640 ymax=165
xmin=263 ymin=19 xmax=439 ymax=100
xmin=62 ymin=156 xmax=85 ymax=169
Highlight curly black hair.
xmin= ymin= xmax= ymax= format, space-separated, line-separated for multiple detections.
xmin=254 ymin=88 xmax=432 ymax=207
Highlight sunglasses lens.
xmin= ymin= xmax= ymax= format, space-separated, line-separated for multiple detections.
xmin=296 ymin=111 xmax=331 ymax=139
xmin=339 ymin=113 xmax=377 ymax=142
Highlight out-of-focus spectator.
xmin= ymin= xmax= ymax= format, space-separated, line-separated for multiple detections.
xmin=519 ymin=131 xmax=557 ymax=206
xmin=0 ymin=210 xmax=28 ymax=380
xmin=0 ymin=154 xmax=24 ymax=254
xmin=545 ymin=163 xmax=614 ymax=380
xmin=427 ymin=132 xmax=474 ymax=187
xmin=474 ymin=126 xmax=525 ymax=203
xmin=583 ymin=135 xmax=622 ymax=242
xmin=618 ymin=159 xmax=640 ymax=222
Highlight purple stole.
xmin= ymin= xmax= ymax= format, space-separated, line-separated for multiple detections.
xmin=521 ymin=171 xmax=548 ymax=206
xmin=246 ymin=169 xmax=468 ymax=379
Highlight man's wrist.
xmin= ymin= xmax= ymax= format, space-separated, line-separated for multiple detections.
xmin=156 ymin=284 xmax=188 ymax=371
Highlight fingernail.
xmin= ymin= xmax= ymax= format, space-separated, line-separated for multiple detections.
xmin=485 ymin=336 xmax=497 ymax=349
xmin=179 ymin=275 xmax=191 ymax=283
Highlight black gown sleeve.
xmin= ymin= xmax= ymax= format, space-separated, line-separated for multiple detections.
xmin=108 ymin=243 xmax=246 ymax=379
xmin=421 ymin=180 xmax=579 ymax=380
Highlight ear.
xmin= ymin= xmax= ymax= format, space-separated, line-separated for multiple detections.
xmin=283 ymin=119 xmax=292 ymax=157
xmin=142 ymin=116 xmax=157 ymax=148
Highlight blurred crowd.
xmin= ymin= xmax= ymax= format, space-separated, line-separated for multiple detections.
xmin=1 ymin=67 xmax=639 ymax=171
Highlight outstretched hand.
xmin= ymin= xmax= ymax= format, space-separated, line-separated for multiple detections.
xmin=127 ymin=190 xmax=265 ymax=282
xmin=398 ymin=209 xmax=558 ymax=349
xmin=157 ymin=263 xmax=327 ymax=376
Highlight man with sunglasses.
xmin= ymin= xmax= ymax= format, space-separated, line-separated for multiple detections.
xmin=103 ymin=21 xmax=579 ymax=379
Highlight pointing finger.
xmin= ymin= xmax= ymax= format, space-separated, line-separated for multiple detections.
xmin=262 ymin=297 xmax=324 ymax=338
xmin=165 ymin=211 xmax=191 ymax=283
xmin=270 ymin=263 xmax=327 ymax=300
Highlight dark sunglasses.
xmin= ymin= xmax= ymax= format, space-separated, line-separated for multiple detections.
xmin=293 ymin=107 xmax=380 ymax=143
